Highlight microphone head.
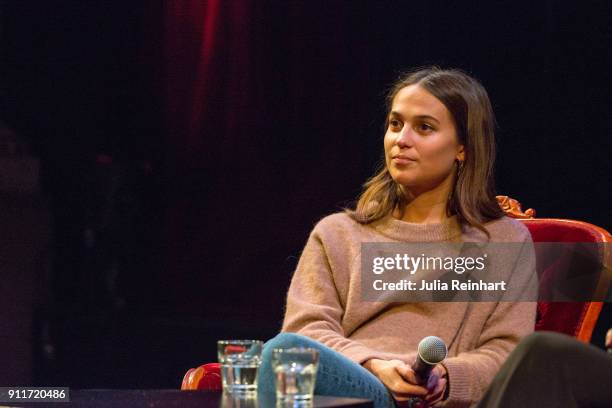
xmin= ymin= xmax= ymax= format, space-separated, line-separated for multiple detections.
xmin=417 ymin=336 xmax=447 ymax=364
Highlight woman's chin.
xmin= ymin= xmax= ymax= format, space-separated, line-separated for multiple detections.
xmin=391 ymin=175 xmax=419 ymax=188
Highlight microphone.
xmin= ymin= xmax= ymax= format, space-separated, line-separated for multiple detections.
xmin=413 ymin=336 xmax=448 ymax=383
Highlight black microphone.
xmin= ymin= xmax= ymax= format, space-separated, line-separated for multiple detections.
xmin=413 ymin=336 xmax=448 ymax=383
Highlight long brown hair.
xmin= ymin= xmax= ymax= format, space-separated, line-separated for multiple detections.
xmin=347 ymin=67 xmax=504 ymax=235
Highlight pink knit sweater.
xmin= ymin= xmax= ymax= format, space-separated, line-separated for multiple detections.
xmin=281 ymin=212 xmax=537 ymax=407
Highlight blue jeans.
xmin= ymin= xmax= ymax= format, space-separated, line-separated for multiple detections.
xmin=257 ymin=333 xmax=395 ymax=408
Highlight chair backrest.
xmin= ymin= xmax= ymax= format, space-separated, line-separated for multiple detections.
xmin=497 ymin=196 xmax=611 ymax=342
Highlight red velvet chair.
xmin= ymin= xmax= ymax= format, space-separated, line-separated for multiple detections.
xmin=181 ymin=196 xmax=611 ymax=391
xmin=496 ymin=196 xmax=610 ymax=342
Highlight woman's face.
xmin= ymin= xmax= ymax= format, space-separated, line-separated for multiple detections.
xmin=384 ymin=84 xmax=464 ymax=197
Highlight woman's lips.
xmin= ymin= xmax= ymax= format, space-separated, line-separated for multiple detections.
xmin=392 ymin=156 xmax=416 ymax=165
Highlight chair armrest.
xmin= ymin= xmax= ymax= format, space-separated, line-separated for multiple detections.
xmin=181 ymin=363 xmax=222 ymax=391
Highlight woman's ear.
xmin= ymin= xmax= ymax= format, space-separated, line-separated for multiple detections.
xmin=456 ymin=145 xmax=465 ymax=162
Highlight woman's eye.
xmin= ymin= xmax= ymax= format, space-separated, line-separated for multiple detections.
xmin=389 ymin=119 xmax=402 ymax=129
xmin=416 ymin=123 xmax=434 ymax=133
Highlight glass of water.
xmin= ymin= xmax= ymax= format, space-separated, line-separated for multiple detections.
xmin=218 ymin=340 xmax=264 ymax=396
xmin=272 ymin=347 xmax=320 ymax=404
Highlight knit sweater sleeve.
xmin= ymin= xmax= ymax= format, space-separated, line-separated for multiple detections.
xmin=440 ymin=234 xmax=538 ymax=408
xmin=281 ymin=219 xmax=383 ymax=364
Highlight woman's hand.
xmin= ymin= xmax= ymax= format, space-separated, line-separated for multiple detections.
xmin=362 ymin=359 xmax=429 ymax=402
xmin=423 ymin=364 xmax=448 ymax=406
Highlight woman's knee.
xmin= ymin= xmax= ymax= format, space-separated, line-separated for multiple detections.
xmin=264 ymin=332 xmax=317 ymax=351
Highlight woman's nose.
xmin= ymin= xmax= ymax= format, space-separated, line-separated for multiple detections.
xmin=396 ymin=127 xmax=414 ymax=148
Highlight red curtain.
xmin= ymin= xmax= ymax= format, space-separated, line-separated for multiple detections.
xmin=163 ymin=0 xmax=254 ymax=170
xmin=161 ymin=1 xmax=263 ymax=311
xmin=158 ymin=1 xmax=362 ymax=315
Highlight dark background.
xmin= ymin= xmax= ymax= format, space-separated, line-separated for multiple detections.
xmin=0 ymin=1 xmax=610 ymax=388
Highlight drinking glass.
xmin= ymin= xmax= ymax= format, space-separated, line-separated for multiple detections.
xmin=217 ymin=340 xmax=264 ymax=396
xmin=272 ymin=347 xmax=320 ymax=404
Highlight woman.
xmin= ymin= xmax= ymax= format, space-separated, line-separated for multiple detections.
xmin=257 ymin=67 xmax=537 ymax=407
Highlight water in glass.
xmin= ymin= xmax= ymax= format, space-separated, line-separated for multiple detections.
xmin=274 ymin=362 xmax=317 ymax=401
